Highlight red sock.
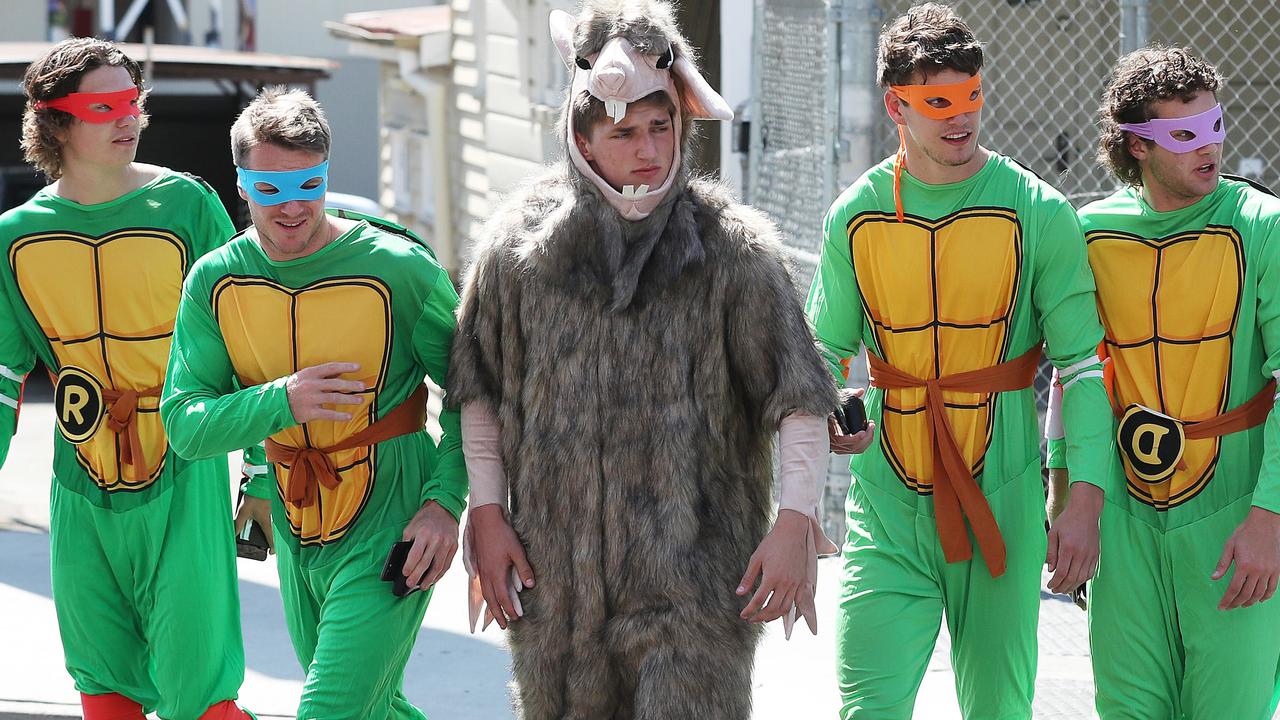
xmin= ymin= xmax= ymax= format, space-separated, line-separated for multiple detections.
xmin=80 ymin=692 xmax=145 ymax=720
xmin=199 ymin=700 xmax=254 ymax=720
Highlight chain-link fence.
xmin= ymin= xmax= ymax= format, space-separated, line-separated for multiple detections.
xmin=750 ymin=0 xmax=1280 ymax=546
xmin=747 ymin=0 xmax=839 ymax=271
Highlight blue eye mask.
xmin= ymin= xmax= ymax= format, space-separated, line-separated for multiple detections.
xmin=236 ymin=161 xmax=329 ymax=206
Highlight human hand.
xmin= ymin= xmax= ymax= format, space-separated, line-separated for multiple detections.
xmin=467 ymin=503 xmax=535 ymax=630
xmin=737 ymin=509 xmax=817 ymax=634
xmin=1212 ymin=506 xmax=1280 ymax=610
xmin=829 ymin=389 xmax=876 ymax=455
xmin=234 ymin=495 xmax=274 ymax=553
xmin=1046 ymin=481 xmax=1102 ymax=595
xmin=285 ymin=362 xmax=365 ymax=423
xmin=400 ymin=500 xmax=459 ymax=592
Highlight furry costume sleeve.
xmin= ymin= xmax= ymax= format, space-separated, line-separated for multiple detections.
xmin=714 ymin=194 xmax=840 ymax=428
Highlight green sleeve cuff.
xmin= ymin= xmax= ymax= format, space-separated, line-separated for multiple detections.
xmin=1253 ymin=407 xmax=1280 ymax=513
xmin=422 ymin=403 xmax=467 ymax=520
xmin=1059 ymin=373 xmax=1119 ymax=496
xmin=0 ymin=406 xmax=16 ymax=469
xmin=241 ymin=442 xmax=275 ymax=500
xmin=423 ymin=489 xmax=466 ymax=523
xmin=1046 ymin=436 xmax=1067 ymax=470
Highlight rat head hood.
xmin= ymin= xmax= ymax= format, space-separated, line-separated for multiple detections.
xmin=551 ymin=0 xmax=732 ymax=221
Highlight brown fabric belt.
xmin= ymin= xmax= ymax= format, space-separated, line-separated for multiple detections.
xmin=1113 ymin=380 xmax=1275 ymax=441
xmin=105 ymin=385 xmax=162 ymax=480
xmin=1099 ymin=340 xmax=1275 ymax=437
xmin=265 ymin=385 xmax=428 ymax=508
xmin=1184 ymin=381 xmax=1275 ymax=440
xmin=49 ymin=369 xmax=159 ymax=481
xmin=868 ymin=346 xmax=1041 ymax=578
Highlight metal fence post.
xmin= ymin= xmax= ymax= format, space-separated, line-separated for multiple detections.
xmin=1120 ymin=0 xmax=1151 ymax=54
xmin=835 ymin=0 xmax=880 ymax=189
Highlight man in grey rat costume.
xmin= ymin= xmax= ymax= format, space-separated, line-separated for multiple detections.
xmin=447 ymin=1 xmax=847 ymax=717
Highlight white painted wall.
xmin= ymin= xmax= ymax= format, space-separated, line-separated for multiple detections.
xmin=719 ymin=0 xmax=751 ymax=197
xmin=0 ymin=0 xmax=46 ymax=42
xmin=253 ymin=0 xmax=443 ymax=200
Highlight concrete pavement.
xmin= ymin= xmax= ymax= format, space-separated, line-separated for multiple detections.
xmin=0 ymin=397 xmax=1103 ymax=719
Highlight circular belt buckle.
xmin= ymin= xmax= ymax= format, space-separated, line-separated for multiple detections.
xmin=1116 ymin=404 xmax=1185 ymax=484
xmin=54 ymin=366 xmax=104 ymax=444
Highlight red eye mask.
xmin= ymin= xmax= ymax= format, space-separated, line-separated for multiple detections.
xmin=34 ymin=87 xmax=141 ymax=123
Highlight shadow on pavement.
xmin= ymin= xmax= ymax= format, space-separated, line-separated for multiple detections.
xmin=238 ymin=573 xmax=514 ymax=717
xmin=0 ymin=530 xmax=51 ymax=600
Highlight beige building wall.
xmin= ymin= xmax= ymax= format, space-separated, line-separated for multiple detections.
xmin=449 ymin=0 xmax=491 ymax=246
xmin=252 ymin=0 xmax=441 ymax=199
xmin=0 ymin=1 xmax=46 ymax=42
xmin=448 ymin=0 xmax=582 ymax=260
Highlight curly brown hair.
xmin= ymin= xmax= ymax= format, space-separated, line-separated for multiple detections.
xmin=21 ymin=37 xmax=148 ymax=180
xmin=877 ymin=3 xmax=983 ymax=88
xmin=1098 ymin=47 xmax=1223 ymax=186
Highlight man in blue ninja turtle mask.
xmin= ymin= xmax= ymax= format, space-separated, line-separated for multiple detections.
xmin=161 ymin=86 xmax=467 ymax=718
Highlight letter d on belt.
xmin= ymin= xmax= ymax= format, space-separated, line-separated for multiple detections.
xmin=1117 ymin=404 xmax=1185 ymax=484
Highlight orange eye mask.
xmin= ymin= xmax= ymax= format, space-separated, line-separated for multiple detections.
xmin=889 ymin=73 xmax=984 ymax=120
xmin=888 ymin=74 xmax=984 ymax=222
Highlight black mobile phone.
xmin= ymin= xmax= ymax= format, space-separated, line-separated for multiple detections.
xmin=235 ymin=518 xmax=270 ymax=561
xmin=835 ymin=393 xmax=868 ymax=435
xmin=381 ymin=540 xmax=420 ymax=598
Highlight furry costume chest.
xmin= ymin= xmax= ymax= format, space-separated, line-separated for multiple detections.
xmin=449 ymin=172 xmax=835 ymax=718
xmin=498 ymin=179 xmax=781 ymax=593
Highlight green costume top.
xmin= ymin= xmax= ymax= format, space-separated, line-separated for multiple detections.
xmin=160 ymin=212 xmax=467 ymax=562
xmin=1048 ymin=177 xmax=1280 ymax=530
xmin=0 ymin=170 xmax=236 ymax=511
xmin=807 ymin=153 xmax=1117 ymax=510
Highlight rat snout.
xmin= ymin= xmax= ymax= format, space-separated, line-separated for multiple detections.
xmin=594 ymin=67 xmax=626 ymax=95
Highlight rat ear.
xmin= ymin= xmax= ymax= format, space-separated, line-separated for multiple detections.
xmin=672 ymin=55 xmax=732 ymax=121
xmin=549 ymin=10 xmax=576 ymax=71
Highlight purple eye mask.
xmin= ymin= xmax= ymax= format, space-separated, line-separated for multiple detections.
xmin=1119 ymin=104 xmax=1225 ymax=154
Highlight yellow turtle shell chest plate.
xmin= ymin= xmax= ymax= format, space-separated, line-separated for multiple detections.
xmin=10 ymin=229 xmax=187 ymax=491
xmin=213 ymin=275 xmax=393 ymax=546
xmin=1088 ymin=226 xmax=1244 ymax=509
xmin=849 ymin=209 xmax=1022 ymax=493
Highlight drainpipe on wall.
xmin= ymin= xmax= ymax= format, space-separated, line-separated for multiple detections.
xmin=397 ymin=46 xmax=456 ymax=273
xmin=1120 ymin=0 xmax=1150 ymax=54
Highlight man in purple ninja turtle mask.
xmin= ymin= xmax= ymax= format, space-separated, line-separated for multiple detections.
xmin=1045 ymin=46 xmax=1280 ymax=719
xmin=446 ymin=1 xmax=846 ymax=717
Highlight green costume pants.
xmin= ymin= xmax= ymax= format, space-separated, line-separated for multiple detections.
xmin=50 ymin=462 xmax=244 ymax=719
xmin=1090 ymin=494 xmax=1280 ymax=720
xmin=835 ymin=460 xmax=1047 ymax=720
xmin=276 ymin=527 xmax=433 ymax=720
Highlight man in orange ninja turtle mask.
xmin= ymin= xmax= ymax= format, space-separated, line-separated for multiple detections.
xmin=806 ymin=4 xmax=1118 ymax=718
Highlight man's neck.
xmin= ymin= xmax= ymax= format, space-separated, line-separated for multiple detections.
xmin=1138 ymin=181 xmax=1210 ymax=213
xmin=902 ymin=145 xmax=990 ymax=186
xmin=53 ymin=162 xmax=148 ymax=205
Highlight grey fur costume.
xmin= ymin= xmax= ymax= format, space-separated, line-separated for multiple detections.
xmin=447 ymin=3 xmax=837 ymax=718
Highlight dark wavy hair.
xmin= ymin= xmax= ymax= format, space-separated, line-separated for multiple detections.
xmin=876 ymin=3 xmax=983 ymax=88
xmin=1098 ymin=46 xmax=1223 ymax=186
xmin=21 ymin=37 xmax=148 ymax=179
